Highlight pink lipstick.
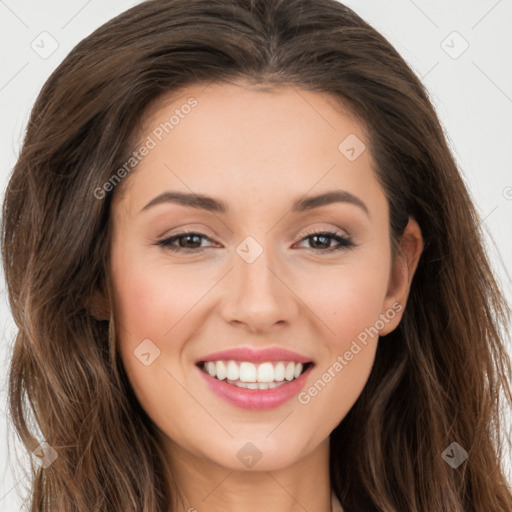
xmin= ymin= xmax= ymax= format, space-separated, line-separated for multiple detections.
xmin=195 ymin=346 xmax=314 ymax=409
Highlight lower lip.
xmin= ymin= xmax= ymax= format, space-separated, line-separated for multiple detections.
xmin=197 ymin=364 xmax=314 ymax=410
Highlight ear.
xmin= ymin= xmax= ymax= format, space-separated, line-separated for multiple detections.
xmin=85 ymin=280 xmax=110 ymax=321
xmin=379 ymin=217 xmax=424 ymax=336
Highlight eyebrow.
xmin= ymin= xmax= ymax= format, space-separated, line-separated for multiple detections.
xmin=140 ymin=189 xmax=369 ymax=216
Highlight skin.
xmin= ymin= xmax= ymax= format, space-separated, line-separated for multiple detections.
xmin=97 ymin=80 xmax=423 ymax=512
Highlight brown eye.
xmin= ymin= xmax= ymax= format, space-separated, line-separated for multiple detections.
xmin=296 ymin=229 xmax=355 ymax=252
xmin=157 ymin=232 xmax=215 ymax=252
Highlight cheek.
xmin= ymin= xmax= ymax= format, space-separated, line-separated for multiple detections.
xmin=110 ymin=247 xmax=217 ymax=392
xmin=303 ymin=257 xmax=390 ymax=345
xmin=112 ymin=267 xmax=183 ymax=371
xmin=111 ymin=267 xmax=191 ymax=432
xmin=111 ymin=245 xmax=193 ymax=347
xmin=294 ymin=258 xmax=389 ymax=420
xmin=109 ymin=243 xmax=178 ymax=393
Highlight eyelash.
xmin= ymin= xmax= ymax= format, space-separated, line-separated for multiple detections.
xmin=156 ymin=228 xmax=355 ymax=254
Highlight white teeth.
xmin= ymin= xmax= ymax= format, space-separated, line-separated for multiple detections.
xmin=216 ymin=361 xmax=227 ymax=381
xmin=257 ymin=362 xmax=274 ymax=383
xmin=205 ymin=361 xmax=217 ymax=378
xmin=226 ymin=360 xmax=239 ymax=381
xmin=285 ymin=361 xmax=295 ymax=381
xmin=239 ymin=362 xmax=257 ymax=382
xmin=226 ymin=379 xmax=287 ymax=390
xmin=274 ymin=362 xmax=285 ymax=381
xmin=203 ymin=360 xmax=308 ymax=385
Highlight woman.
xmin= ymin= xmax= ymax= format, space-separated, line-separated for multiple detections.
xmin=2 ymin=0 xmax=511 ymax=510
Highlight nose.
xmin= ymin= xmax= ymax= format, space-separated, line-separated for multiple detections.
xmin=219 ymin=239 xmax=299 ymax=334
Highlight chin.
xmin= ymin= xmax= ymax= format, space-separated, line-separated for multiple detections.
xmin=200 ymin=433 xmax=315 ymax=472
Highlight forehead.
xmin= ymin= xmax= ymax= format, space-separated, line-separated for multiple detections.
xmin=113 ymin=80 xmax=384 ymax=218
xmin=140 ymin=80 xmax=362 ymax=146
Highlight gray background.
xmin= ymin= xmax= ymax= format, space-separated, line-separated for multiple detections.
xmin=1 ymin=0 xmax=511 ymax=509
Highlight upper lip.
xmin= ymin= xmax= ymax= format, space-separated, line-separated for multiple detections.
xmin=196 ymin=347 xmax=313 ymax=364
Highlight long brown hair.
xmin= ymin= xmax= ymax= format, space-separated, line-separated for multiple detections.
xmin=2 ymin=0 xmax=511 ymax=510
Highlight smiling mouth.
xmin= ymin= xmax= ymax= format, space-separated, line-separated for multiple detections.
xmin=197 ymin=360 xmax=313 ymax=389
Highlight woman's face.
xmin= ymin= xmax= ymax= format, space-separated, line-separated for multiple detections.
xmin=108 ymin=81 xmax=420 ymax=473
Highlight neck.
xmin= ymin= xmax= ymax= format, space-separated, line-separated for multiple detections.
xmin=161 ymin=436 xmax=334 ymax=512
